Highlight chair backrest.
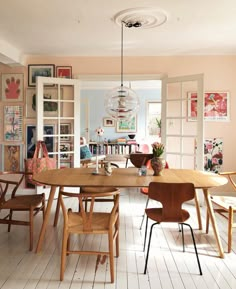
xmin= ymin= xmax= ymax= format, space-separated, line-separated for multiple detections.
xmin=219 ymin=172 xmax=236 ymax=192
xmin=59 ymin=187 xmax=120 ymax=232
xmin=129 ymin=153 xmax=153 ymax=168
xmin=0 ymin=172 xmax=25 ymax=205
xmin=148 ymin=182 xmax=195 ymax=222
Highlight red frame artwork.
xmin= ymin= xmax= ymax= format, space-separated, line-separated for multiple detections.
xmin=56 ymin=66 xmax=72 ymax=79
xmin=188 ymin=91 xmax=230 ymax=121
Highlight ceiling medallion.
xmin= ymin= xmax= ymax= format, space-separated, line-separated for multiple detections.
xmin=113 ymin=7 xmax=168 ymax=29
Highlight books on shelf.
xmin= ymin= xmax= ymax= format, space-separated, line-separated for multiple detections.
xmin=126 ymin=140 xmax=137 ymax=144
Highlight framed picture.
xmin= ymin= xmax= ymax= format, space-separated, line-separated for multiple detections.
xmin=2 ymin=144 xmax=23 ymax=171
xmin=26 ymin=87 xmax=62 ymax=118
xmin=4 ymin=105 xmax=23 ymax=141
xmin=1 ymin=73 xmax=24 ymax=101
xmin=60 ymin=123 xmax=71 ymax=141
xmin=56 ymin=66 xmax=72 ymax=78
xmin=204 ymin=138 xmax=223 ymax=173
xmin=26 ymin=124 xmax=55 ymax=158
xmin=60 ymin=143 xmax=71 ymax=160
xmin=188 ymin=92 xmax=230 ymax=121
xmin=103 ymin=117 xmax=115 ymax=127
xmin=28 ymin=64 xmax=55 ymax=87
xmin=116 ymin=115 xmax=137 ymax=133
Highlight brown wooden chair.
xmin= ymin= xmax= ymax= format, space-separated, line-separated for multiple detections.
xmin=129 ymin=153 xmax=153 ymax=168
xmin=143 ymin=182 xmax=202 ymax=275
xmin=0 ymin=171 xmax=45 ymax=251
xmin=59 ymin=186 xmax=120 ymax=282
xmin=206 ymin=171 xmax=236 ymax=253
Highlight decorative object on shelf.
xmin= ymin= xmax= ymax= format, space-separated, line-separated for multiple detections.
xmin=128 ymin=134 xmax=136 ymax=139
xmin=92 ymin=127 xmax=105 ymax=175
xmin=104 ymin=161 xmax=113 ymax=176
xmin=151 ymin=142 xmax=166 ymax=176
xmin=104 ymin=21 xmax=140 ymax=120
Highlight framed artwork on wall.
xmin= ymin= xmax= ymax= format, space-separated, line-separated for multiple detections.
xmin=188 ymin=92 xmax=230 ymax=121
xmin=56 ymin=66 xmax=72 ymax=78
xmin=4 ymin=105 xmax=23 ymax=141
xmin=60 ymin=123 xmax=71 ymax=141
xmin=1 ymin=73 xmax=24 ymax=101
xmin=28 ymin=64 xmax=55 ymax=87
xmin=103 ymin=117 xmax=115 ymax=127
xmin=204 ymin=138 xmax=223 ymax=173
xmin=26 ymin=124 xmax=55 ymax=158
xmin=60 ymin=143 xmax=71 ymax=160
xmin=2 ymin=144 xmax=23 ymax=171
xmin=116 ymin=115 xmax=137 ymax=133
xmin=25 ymin=87 xmax=62 ymax=118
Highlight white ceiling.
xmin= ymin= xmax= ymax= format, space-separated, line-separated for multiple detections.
xmin=1 ymin=0 xmax=236 ymax=65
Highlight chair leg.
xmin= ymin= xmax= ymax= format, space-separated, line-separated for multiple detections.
xmin=206 ymin=209 xmax=210 ymax=234
xmin=7 ymin=209 xmax=13 ymax=232
xmin=228 ymin=206 xmax=233 ymax=253
xmin=144 ymin=222 xmax=158 ymax=274
xmin=60 ymin=231 xmax=69 ymax=281
xmin=108 ymin=231 xmax=115 ymax=283
xmin=182 ymin=223 xmax=202 ymax=275
xmin=143 ymin=216 xmax=149 ymax=252
xmin=140 ymin=197 xmax=149 ymax=230
xmin=180 ymin=223 xmax=185 ymax=252
xmin=115 ymin=219 xmax=119 ymax=257
xmin=29 ymin=208 xmax=34 ymax=251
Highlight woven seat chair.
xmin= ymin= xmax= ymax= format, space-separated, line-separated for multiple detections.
xmin=59 ymin=186 xmax=120 ymax=283
xmin=0 ymin=171 xmax=45 ymax=251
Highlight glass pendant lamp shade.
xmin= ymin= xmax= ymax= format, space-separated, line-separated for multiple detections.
xmin=105 ymin=84 xmax=140 ymax=120
xmin=104 ymin=20 xmax=141 ymax=120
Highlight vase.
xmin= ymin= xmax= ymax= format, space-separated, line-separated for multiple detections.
xmin=104 ymin=161 xmax=113 ymax=176
xmin=151 ymin=157 xmax=166 ymax=176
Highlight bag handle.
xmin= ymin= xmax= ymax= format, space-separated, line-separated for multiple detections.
xmin=33 ymin=141 xmax=49 ymax=158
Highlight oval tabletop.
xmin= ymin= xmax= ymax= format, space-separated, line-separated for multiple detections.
xmin=33 ymin=168 xmax=228 ymax=189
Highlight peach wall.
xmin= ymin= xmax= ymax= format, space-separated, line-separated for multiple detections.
xmin=1 ymin=55 xmax=235 ymax=177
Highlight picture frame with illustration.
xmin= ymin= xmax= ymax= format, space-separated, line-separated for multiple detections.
xmin=116 ymin=115 xmax=137 ymax=133
xmin=2 ymin=144 xmax=23 ymax=171
xmin=1 ymin=73 xmax=24 ymax=101
xmin=4 ymin=105 xmax=23 ymax=141
xmin=204 ymin=138 xmax=223 ymax=173
xmin=28 ymin=64 xmax=55 ymax=87
xmin=56 ymin=66 xmax=72 ymax=78
xmin=26 ymin=124 xmax=55 ymax=159
xmin=60 ymin=143 xmax=71 ymax=161
xmin=25 ymin=87 xmax=62 ymax=118
xmin=188 ymin=92 xmax=230 ymax=121
xmin=60 ymin=123 xmax=71 ymax=141
xmin=103 ymin=117 xmax=115 ymax=127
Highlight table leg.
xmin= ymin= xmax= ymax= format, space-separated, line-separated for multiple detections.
xmin=194 ymin=191 xmax=202 ymax=230
xmin=36 ymin=186 xmax=57 ymax=253
xmin=203 ymin=188 xmax=224 ymax=258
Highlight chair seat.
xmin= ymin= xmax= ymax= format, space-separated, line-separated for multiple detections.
xmin=145 ymin=207 xmax=190 ymax=223
xmin=211 ymin=196 xmax=236 ymax=209
xmin=68 ymin=212 xmax=112 ymax=233
xmin=2 ymin=194 xmax=44 ymax=209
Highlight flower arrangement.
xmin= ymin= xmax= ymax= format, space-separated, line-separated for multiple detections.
xmin=152 ymin=142 xmax=164 ymax=157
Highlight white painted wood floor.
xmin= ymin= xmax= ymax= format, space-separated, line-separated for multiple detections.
xmin=0 ymin=188 xmax=236 ymax=289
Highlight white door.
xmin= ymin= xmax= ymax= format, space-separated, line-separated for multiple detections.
xmin=161 ymin=74 xmax=204 ymax=170
xmin=36 ymin=76 xmax=81 ymax=168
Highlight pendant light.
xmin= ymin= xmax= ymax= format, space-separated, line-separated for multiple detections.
xmin=105 ymin=21 xmax=141 ymax=120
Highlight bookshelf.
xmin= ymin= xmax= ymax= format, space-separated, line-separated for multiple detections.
xmin=89 ymin=142 xmax=140 ymax=156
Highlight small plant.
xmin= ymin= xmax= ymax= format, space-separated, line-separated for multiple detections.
xmin=151 ymin=142 xmax=164 ymax=157
xmin=156 ymin=118 xmax=161 ymax=128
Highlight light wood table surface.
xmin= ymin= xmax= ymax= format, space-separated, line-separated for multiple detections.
xmin=33 ymin=167 xmax=227 ymax=257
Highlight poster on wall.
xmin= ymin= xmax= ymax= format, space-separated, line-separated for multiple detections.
xmin=4 ymin=105 xmax=23 ymax=141
xmin=188 ymin=92 xmax=230 ymax=121
xmin=204 ymin=138 xmax=223 ymax=173
xmin=116 ymin=115 xmax=137 ymax=133
xmin=1 ymin=73 xmax=24 ymax=102
xmin=3 ymin=145 xmax=23 ymax=171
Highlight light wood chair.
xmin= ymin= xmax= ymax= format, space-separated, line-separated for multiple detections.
xmin=206 ymin=171 xmax=236 ymax=253
xmin=143 ymin=182 xmax=202 ymax=275
xmin=59 ymin=186 xmax=120 ymax=283
xmin=0 ymin=171 xmax=45 ymax=251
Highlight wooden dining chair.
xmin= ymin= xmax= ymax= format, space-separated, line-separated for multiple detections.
xmin=129 ymin=153 xmax=153 ymax=168
xmin=0 ymin=171 xmax=45 ymax=251
xmin=206 ymin=171 xmax=236 ymax=253
xmin=143 ymin=182 xmax=202 ymax=275
xmin=59 ymin=186 xmax=120 ymax=282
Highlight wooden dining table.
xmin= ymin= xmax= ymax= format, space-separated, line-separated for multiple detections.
xmin=33 ymin=167 xmax=228 ymax=257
